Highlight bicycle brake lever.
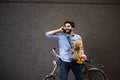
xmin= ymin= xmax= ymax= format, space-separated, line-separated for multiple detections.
xmin=53 ymin=48 xmax=56 ymax=50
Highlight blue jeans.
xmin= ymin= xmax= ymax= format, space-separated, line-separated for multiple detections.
xmin=60 ymin=60 xmax=83 ymax=80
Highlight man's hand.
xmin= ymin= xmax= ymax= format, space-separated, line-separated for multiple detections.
xmin=47 ymin=27 xmax=65 ymax=35
xmin=59 ymin=27 xmax=66 ymax=32
xmin=70 ymin=48 xmax=74 ymax=53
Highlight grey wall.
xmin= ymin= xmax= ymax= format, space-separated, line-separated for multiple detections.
xmin=0 ymin=1 xmax=120 ymax=80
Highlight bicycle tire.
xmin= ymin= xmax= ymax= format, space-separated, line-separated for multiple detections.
xmin=83 ymin=68 xmax=108 ymax=80
xmin=42 ymin=76 xmax=55 ymax=80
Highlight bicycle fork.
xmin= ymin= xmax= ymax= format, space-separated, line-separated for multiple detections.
xmin=43 ymin=60 xmax=58 ymax=80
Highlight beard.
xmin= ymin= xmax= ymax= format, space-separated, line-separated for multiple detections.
xmin=65 ymin=29 xmax=72 ymax=34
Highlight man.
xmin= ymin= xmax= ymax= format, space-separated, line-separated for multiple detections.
xmin=45 ymin=21 xmax=84 ymax=80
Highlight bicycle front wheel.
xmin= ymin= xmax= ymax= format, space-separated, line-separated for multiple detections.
xmin=83 ymin=68 xmax=108 ymax=80
xmin=42 ymin=76 xmax=55 ymax=80
xmin=42 ymin=74 xmax=55 ymax=80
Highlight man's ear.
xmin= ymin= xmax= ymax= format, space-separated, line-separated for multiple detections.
xmin=72 ymin=28 xmax=74 ymax=31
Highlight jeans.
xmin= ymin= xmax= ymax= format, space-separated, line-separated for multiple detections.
xmin=60 ymin=60 xmax=83 ymax=80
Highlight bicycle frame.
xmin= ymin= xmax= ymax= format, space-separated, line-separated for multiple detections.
xmin=43 ymin=48 xmax=108 ymax=80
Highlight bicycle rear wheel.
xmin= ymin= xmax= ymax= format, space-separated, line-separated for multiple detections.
xmin=83 ymin=68 xmax=108 ymax=80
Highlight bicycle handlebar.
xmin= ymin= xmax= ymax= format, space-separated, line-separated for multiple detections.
xmin=51 ymin=48 xmax=61 ymax=58
xmin=51 ymin=48 xmax=104 ymax=68
xmin=51 ymin=48 xmax=91 ymax=62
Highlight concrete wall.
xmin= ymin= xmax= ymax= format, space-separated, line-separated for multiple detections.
xmin=0 ymin=1 xmax=120 ymax=80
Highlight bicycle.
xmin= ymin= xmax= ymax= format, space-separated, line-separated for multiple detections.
xmin=42 ymin=48 xmax=108 ymax=80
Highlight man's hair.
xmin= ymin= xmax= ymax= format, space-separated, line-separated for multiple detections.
xmin=64 ymin=21 xmax=75 ymax=28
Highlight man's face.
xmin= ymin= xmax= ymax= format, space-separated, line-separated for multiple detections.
xmin=65 ymin=23 xmax=74 ymax=34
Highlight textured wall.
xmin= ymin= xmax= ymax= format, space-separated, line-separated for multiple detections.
xmin=0 ymin=1 xmax=120 ymax=80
